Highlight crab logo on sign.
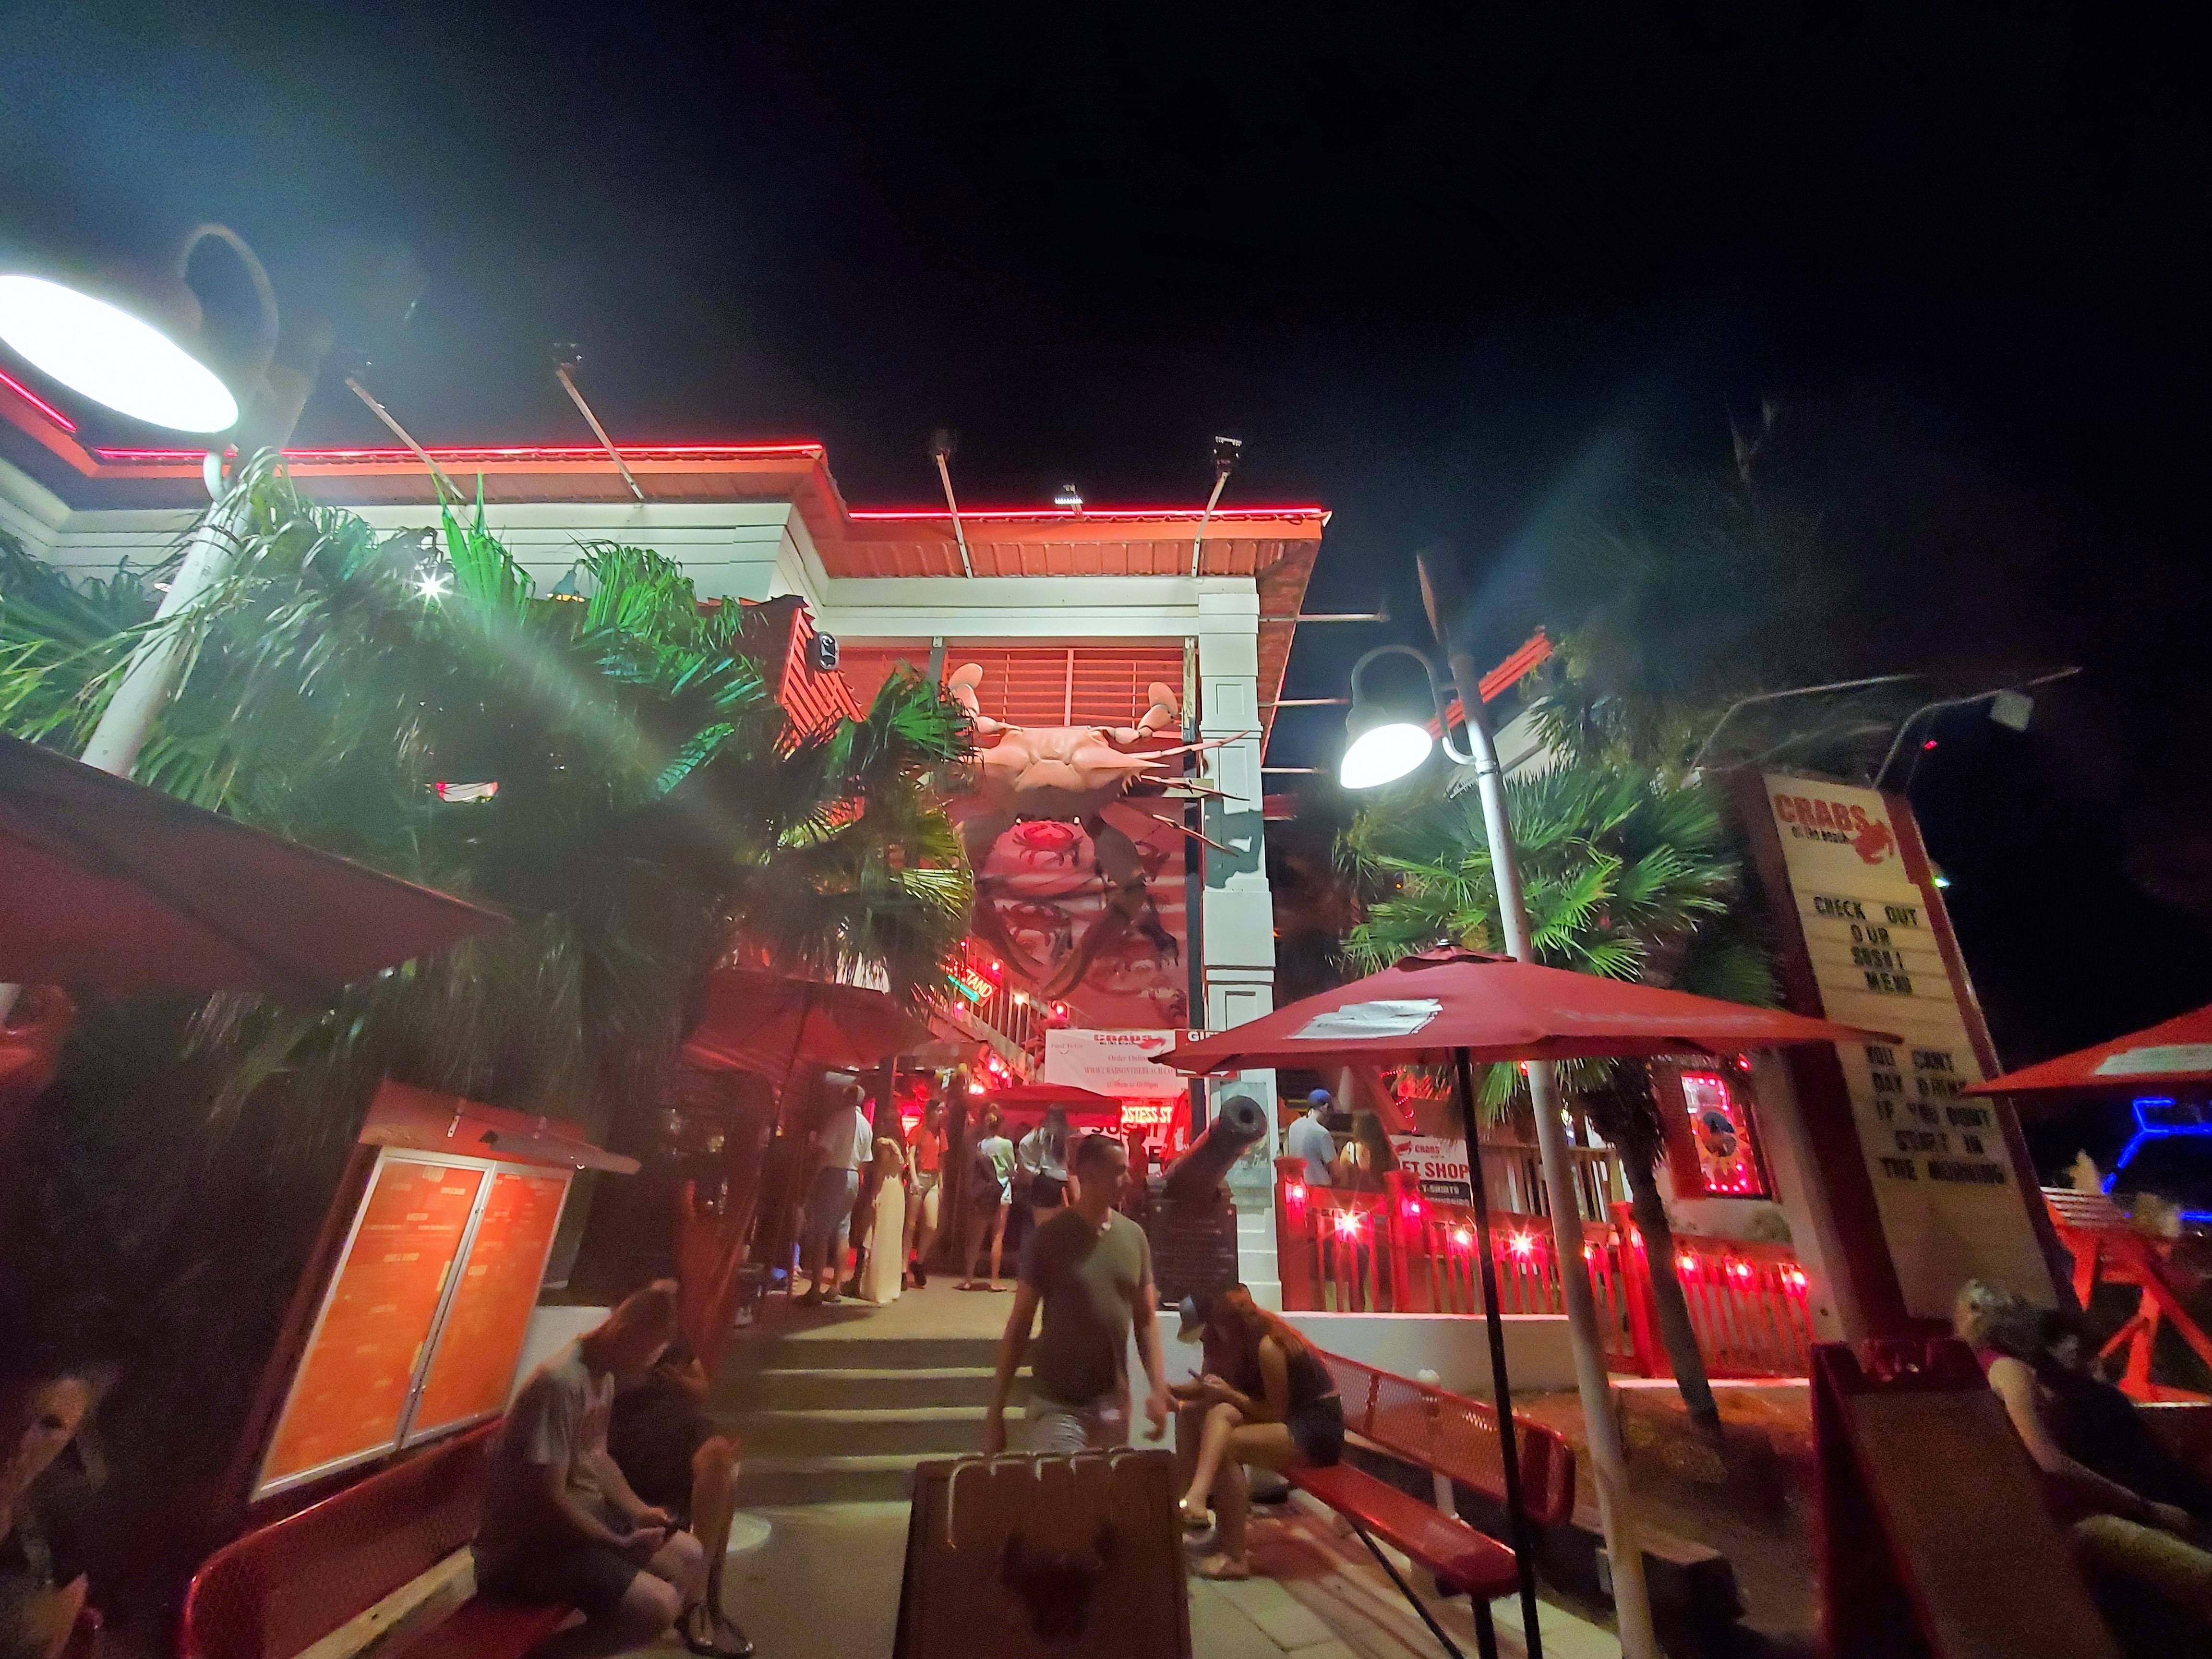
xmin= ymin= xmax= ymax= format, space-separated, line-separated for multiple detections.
xmin=1773 ymin=792 xmax=1897 ymax=866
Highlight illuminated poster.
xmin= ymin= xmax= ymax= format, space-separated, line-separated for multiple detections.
xmin=408 ymin=1169 xmax=569 ymax=1440
xmin=260 ymin=1158 xmax=483 ymax=1488
xmin=1761 ymin=774 xmax=2052 ymax=1317
xmin=974 ymin=813 xmax=1190 ymax=1029
xmin=1676 ymin=1070 xmax=1767 ymax=1196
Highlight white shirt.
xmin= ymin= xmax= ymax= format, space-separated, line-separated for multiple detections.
xmin=816 ymin=1104 xmax=877 ymax=1173
xmin=1017 ymin=1127 xmax=1068 ymax=1182
xmin=1285 ymin=1111 xmax=1336 ymax=1186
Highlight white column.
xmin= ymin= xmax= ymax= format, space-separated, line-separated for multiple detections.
xmin=1196 ymin=587 xmax=1281 ymax=1305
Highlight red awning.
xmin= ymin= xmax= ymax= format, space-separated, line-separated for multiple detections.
xmin=0 ymin=733 xmax=504 ymax=995
xmin=683 ymin=966 xmax=928 ymax=1092
xmin=1966 ymin=1003 xmax=2212 ymax=1097
xmin=986 ymin=1081 xmax=1126 ymax=1116
xmin=359 ymin=1079 xmax=639 ymax=1174
xmin=1154 ymin=947 xmax=1893 ymax=1074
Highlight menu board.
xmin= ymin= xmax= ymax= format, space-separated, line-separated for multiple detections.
xmin=408 ymin=1169 xmax=569 ymax=1440
xmin=1762 ymin=776 xmax=2052 ymax=1317
xmin=260 ymin=1157 xmax=484 ymax=1488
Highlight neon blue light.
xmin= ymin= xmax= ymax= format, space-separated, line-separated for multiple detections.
xmin=2105 ymin=1096 xmax=2206 ymax=1191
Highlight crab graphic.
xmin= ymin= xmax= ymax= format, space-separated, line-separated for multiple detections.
xmin=946 ymin=664 xmax=1233 ymax=1000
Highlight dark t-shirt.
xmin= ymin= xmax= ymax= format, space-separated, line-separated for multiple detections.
xmin=1019 ymin=1208 xmax=1153 ymax=1407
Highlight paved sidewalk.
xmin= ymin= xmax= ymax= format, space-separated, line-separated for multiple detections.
xmin=695 ymin=1496 xmax=1618 ymax=1659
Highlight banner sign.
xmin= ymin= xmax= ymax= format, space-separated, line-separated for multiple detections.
xmin=1041 ymin=1027 xmax=1186 ymax=1098
xmin=1388 ymin=1133 xmax=1474 ymax=1204
xmin=1762 ymin=774 xmax=2051 ymax=1317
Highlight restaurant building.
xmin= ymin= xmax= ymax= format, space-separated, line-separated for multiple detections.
xmin=0 ymin=391 xmax=1326 ymax=1302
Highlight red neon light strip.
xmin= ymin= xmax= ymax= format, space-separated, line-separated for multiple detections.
xmin=91 ymin=442 xmax=827 ymax=464
xmin=846 ymin=505 xmax=1326 ymax=522
xmin=0 ymin=367 xmax=79 ymax=434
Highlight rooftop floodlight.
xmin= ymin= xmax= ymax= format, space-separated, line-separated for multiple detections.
xmin=0 ymin=224 xmax=277 ymax=434
xmin=1339 ymin=643 xmax=1469 ymax=789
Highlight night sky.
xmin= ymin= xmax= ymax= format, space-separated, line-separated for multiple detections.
xmin=6 ymin=4 xmax=2209 ymax=1094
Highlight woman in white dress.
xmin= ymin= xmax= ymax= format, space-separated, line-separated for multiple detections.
xmin=859 ymin=1128 xmax=907 ymax=1304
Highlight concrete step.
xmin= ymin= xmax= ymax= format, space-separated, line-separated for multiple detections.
xmin=739 ymin=1405 xmax=1013 ymax=1459
xmin=729 ymin=1366 xmax=1021 ymax=1411
xmin=736 ymin=1453 xmax=930 ymax=1507
xmin=718 ymin=1333 xmax=1000 ymax=1382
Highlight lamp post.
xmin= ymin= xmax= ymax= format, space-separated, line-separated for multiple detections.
xmin=0 ymin=225 xmax=348 ymax=778
xmin=1343 ymin=642 xmax=1662 ymax=1659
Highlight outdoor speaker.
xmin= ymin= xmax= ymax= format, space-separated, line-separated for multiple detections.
xmin=809 ymin=633 xmax=840 ymax=672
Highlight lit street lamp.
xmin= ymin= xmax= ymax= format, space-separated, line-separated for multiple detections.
xmin=1341 ymin=586 xmax=1662 ymax=1659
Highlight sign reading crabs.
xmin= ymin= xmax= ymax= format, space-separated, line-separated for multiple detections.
xmin=945 ymin=664 xmax=1231 ymax=1025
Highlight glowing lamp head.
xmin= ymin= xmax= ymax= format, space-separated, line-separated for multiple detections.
xmin=1508 ymin=1231 xmax=1534 ymax=1257
xmin=1340 ymin=703 xmax=1434 ymax=790
xmin=1286 ymin=1181 xmax=1306 ymax=1203
xmin=0 ymin=272 xmax=240 ymax=433
xmin=1334 ymin=1211 xmax=1362 ymax=1238
xmin=1452 ymin=1228 xmax=1472 ymax=1248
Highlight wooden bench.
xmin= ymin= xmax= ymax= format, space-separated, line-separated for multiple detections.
xmin=1288 ymin=1351 xmax=1576 ymax=1659
xmin=178 ymin=1421 xmax=572 ymax=1659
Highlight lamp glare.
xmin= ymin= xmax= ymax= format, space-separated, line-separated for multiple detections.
xmin=1340 ymin=721 xmax=1433 ymax=789
xmin=0 ymin=274 xmax=239 ymax=433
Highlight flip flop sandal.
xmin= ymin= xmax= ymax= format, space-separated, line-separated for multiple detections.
xmin=1191 ymin=1554 xmax=1251 ymax=1581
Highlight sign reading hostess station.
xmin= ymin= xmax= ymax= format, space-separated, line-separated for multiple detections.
xmin=1042 ymin=1027 xmax=1187 ymax=1098
xmin=1761 ymin=774 xmax=2052 ymax=1318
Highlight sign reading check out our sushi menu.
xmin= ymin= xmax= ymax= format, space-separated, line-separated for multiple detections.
xmin=1760 ymin=774 xmax=2054 ymax=1320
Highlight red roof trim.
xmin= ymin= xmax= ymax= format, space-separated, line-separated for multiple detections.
xmin=0 ymin=368 xmax=76 ymax=434
xmin=848 ymin=505 xmax=1328 ymax=523
xmin=91 ymin=443 xmax=827 ymax=464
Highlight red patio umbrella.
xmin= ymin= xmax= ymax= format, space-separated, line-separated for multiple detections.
xmin=1154 ymin=947 xmax=1894 ymax=1650
xmin=1965 ymin=1002 xmax=2212 ymax=1098
xmin=985 ymin=1081 xmax=1124 ymax=1116
xmin=681 ymin=964 xmax=928 ymax=1094
xmin=0 ymin=732 xmax=504 ymax=995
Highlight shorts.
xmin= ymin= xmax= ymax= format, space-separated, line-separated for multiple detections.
xmin=476 ymin=1540 xmax=639 ymax=1620
xmin=909 ymin=1170 xmax=940 ymax=1228
xmin=1287 ymin=1395 xmax=1346 ymax=1467
xmin=804 ymin=1166 xmax=859 ymax=1258
xmin=1027 ymin=1388 xmax=1131 ymax=1452
xmin=1029 ymin=1175 xmax=1067 ymax=1208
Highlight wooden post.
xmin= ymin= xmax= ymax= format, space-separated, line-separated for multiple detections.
xmin=1613 ymin=1201 xmax=1669 ymax=1379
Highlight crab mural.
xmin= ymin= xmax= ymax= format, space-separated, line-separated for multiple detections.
xmin=945 ymin=664 xmax=1229 ymax=1018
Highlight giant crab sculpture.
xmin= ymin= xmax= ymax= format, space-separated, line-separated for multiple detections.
xmin=945 ymin=664 xmax=1232 ymax=1004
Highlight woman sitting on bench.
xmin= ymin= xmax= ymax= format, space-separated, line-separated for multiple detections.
xmin=1174 ymin=1285 xmax=1345 ymax=1580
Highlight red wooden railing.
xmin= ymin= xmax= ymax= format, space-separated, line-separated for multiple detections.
xmin=1276 ymin=1162 xmax=1816 ymax=1380
xmin=2043 ymin=1187 xmax=2212 ymax=1403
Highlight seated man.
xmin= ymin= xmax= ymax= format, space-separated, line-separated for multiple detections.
xmin=607 ymin=1284 xmax=750 ymax=1658
xmin=473 ymin=1284 xmax=707 ymax=1659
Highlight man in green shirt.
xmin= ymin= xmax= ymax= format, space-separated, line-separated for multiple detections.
xmin=983 ymin=1132 xmax=1171 ymax=1454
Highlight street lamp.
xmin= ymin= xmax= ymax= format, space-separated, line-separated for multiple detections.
xmin=0 ymin=224 xmax=279 ymax=434
xmin=1338 ymin=593 xmax=1663 ymax=1659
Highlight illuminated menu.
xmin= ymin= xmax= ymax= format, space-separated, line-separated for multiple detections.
xmin=409 ymin=1170 xmax=568 ymax=1439
xmin=1764 ymin=775 xmax=2052 ymax=1317
xmin=261 ymin=1159 xmax=483 ymax=1487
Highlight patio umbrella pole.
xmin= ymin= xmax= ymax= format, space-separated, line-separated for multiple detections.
xmin=1453 ymin=1046 xmax=1544 ymax=1659
xmin=1441 ymin=641 xmax=1659 ymax=1659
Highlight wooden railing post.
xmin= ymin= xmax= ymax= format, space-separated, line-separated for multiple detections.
xmin=1275 ymin=1158 xmax=1318 ymax=1311
xmin=1611 ymin=1201 xmax=1667 ymax=1378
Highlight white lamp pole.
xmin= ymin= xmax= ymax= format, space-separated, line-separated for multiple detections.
xmin=1342 ymin=635 xmax=1660 ymax=1659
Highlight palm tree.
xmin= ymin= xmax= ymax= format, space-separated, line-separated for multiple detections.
xmin=0 ymin=458 xmax=972 ymax=1602
xmin=1343 ymin=759 xmax=1775 ymax=1427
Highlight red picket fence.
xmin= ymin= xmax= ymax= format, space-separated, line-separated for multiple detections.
xmin=1276 ymin=1163 xmax=1816 ymax=1380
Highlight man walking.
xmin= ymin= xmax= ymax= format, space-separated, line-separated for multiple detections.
xmin=983 ymin=1132 xmax=1171 ymax=1454
xmin=1284 ymin=1088 xmax=1337 ymax=1186
xmin=801 ymin=1080 xmax=874 ymax=1306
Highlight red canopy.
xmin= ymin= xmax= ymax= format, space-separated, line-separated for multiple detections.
xmin=0 ymin=733 xmax=504 ymax=995
xmin=682 ymin=965 xmax=927 ymax=1091
xmin=1966 ymin=1003 xmax=2212 ymax=1097
xmin=986 ymin=1081 xmax=1124 ymax=1117
xmin=1153 ymin=947 xmax=1893 ymax=1074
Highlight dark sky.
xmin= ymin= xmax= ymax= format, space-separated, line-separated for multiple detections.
xmin=6 ymin=3 xmax=2210 ymax=1077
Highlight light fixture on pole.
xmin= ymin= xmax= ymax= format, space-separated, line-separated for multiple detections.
xmin=1339 ymin=643 xmax=1467 ymax=790
xmin=1338 ymin=557 xmax=1663 ymax=1659
xmin=0 ymin=224 xmax=279 ymax=434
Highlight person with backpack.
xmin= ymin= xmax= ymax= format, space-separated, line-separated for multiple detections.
xmin=960 ymin=1106 xmax=1017 ymax=1292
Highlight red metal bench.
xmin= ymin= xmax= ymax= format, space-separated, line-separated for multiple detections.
xmin=1289 ymin=1351 xmax=1576 ymax=1659
xmin=178 ymin=1420 xmax=572 ymax=1659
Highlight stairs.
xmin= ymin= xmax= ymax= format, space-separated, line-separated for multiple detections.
xmin=716 ymin=1329 xmax=1028 ymax=1506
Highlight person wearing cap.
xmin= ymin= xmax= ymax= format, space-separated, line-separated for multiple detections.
xmin=1283 ymin=1090 xmax=1336 ymax=1187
